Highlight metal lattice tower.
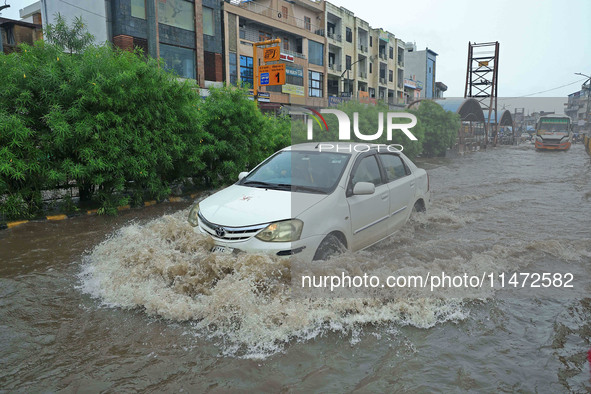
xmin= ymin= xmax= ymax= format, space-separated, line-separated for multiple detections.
xmin=464 ymin=41 xmax=500 ymax=146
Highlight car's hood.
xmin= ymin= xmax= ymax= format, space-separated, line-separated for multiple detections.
xmin=199 ymin=185 xmax=328 ymax=227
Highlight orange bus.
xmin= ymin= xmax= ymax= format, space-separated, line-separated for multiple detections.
xmin=534 ymin=115 xmax=572 ymax=151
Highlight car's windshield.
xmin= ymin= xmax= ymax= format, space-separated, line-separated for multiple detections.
xmin=241 ymin=151 xmax=351 ymax=194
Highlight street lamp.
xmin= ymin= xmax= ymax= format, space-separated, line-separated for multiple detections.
xmin=575 ymin=72 xmax=591 ymax=132
xmin=340 ymin=55 xmax=373 ymax=99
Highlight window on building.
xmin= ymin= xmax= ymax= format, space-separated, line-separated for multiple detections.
xmin=204 ymin=51 xmax=220 ymax=81
xmin=159 ymin=43 xmax=195 ymax=79
xmin=308 ymin=71 xmax=323 ymax=97
xmin=389 ymin=46 xmax=393 ymax=59
xmin=283 ymin=37 xmax=289 ymax=51
xmin=158 ymin=0 xmax=195 ymax=31
xmin=369 ymin=62 xmax=372 ymax=73
xmin=346 ymin=55 xmax=351 ymax=71
xmin=304 ymin=16 xmax=311 ymax=31
xmin=229 ymin=52 xmax=237 ymax=85
xmin=203 ymin=6 xmax=214 ymax=36
xmin=346 ymin=27 xmax=352 ymax=43
xmin=286 ymin=65 xmax=304 ymax=86
xmin=259 ymin=30 xmax=272 ymax=41
xmin=308 ymin=40 xmax=324 ymax=66
xmin=389 ymin=70 xmax=393 ymax=82
xmin=328 ymin=52 xmax=334 ymax=67
xmin=240 ymin=55 xmax=253 ymax=87
xmin=369 ymin=36 xmax=372 ymax=47
xmin=282 ymin=6 xmax=288 ymax=19
xmin=131 ymin=0 xmax=145 ymax=19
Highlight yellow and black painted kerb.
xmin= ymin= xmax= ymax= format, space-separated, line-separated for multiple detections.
xmin=0 ymin=194 xmax=201 ymax=231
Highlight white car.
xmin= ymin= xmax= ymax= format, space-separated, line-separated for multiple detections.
xmin=188 ymin=143 xmax=430 ymax=261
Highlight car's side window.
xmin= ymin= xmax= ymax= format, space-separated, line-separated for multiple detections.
xmin=379 ymin=154 xmax=409 ymax=182
xmin=351 ymin=155 xmax=382 ymax=186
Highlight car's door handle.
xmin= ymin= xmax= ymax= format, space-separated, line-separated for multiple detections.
xmin=410 ymin=182 xmax=415 ymax=188
xmin=381 ymin=193 xmax=388 ymax=200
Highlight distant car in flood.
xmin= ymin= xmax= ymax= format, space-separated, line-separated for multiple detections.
xmin=187 ymin=143 xmax=431 ymax=261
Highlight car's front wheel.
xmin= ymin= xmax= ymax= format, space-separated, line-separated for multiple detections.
xmin=313 ymin=233 xmax=346 ymax=261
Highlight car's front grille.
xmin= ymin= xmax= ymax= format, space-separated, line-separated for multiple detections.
xmin=198 ymin=212 xmax=268 ymax=241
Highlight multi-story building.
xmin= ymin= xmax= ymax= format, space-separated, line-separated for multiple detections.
xmin=403 ymin=77 xmax=423 ymax=103
xmin=367 ymin=29 xmax=404 ymax=107
xmin=404 ymin=42 xmax=437 ymax=99
xmin=222 ymin=0 xmax=327 ymax=110
xmin=18 ymin=0 xmax=224 ymax=91
xmin=565 ymin=84 xmax=590 ymax=133
xmin=324 ymin=3 xmax=405 ymax=108
xmin=13 ymin=0 xmax=443 ymax=110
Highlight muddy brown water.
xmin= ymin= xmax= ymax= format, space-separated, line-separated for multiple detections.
xmin=1 ymin=143 xmax=590 ymax=392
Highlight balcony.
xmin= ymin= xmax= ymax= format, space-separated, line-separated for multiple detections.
xmin=358 ymin=44 xmax=367 ymax=53
xmin=359 ymin=71 xmax=367 ymax=79
xmin=235 ymin=0 xmax=324 ymax=37
xmin=379 ymin=77 xmax=386 ymax=85
xmin=329 ymin=63 xmax=342 ymax=73
xmin=379 ymin=52 xmax=387 ymax=61
xmin=327 ymin=31 xmax=342 ymax=42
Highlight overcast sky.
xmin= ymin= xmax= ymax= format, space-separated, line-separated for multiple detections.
xmin=2 ymin=0 xmax=590 ymax=109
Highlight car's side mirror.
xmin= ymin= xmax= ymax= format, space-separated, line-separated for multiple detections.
xmin=238 ymin=172 xmax=249 ymax=181
xmin=353 ymin=182 xmax=375 ymax=195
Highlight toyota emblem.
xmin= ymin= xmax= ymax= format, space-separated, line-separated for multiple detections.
xmin=215 ymin=226 xmax=225 ymax=238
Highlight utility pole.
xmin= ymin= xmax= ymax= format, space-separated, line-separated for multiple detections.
xmin=575 ymin=72 xmax=591 ymax=133
xmin=340 ymin=56 xmax=373 ymax=100
xmin=0 ymin=2 xmax=10 ymax=54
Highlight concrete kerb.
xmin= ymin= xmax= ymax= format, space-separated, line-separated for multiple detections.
xmin=1 ymin=193 xmax=204 ymax=231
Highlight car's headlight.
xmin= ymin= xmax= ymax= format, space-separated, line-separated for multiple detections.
xmin=255 ymin=219 xmax=303 ymax=242
xmin=188 ymin=203 xmax=199 ymax=227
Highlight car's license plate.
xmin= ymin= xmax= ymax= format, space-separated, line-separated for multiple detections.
xmin=211 ymin=245 xmax=234 ymax=254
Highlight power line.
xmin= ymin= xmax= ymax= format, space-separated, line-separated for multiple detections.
xmin=56 ymin=0 xmax=107 ymax=19
xmin=504 ymin=79 xmax=587 ymax=99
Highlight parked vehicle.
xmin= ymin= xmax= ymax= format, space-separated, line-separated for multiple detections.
xmin=188 ymin=143 xmax=431 ymax=261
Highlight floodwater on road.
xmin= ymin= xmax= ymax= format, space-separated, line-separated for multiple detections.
xmin=1 ymin=143 xmax=590 ymax=392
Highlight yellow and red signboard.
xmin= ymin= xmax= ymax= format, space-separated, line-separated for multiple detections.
xmin=259 ymin=63 xmax=286 ymax=86
xmin=263 ymin=46 xmax=281 ymax=62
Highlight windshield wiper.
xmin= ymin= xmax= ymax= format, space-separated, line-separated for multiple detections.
xmin=242 ymin=180 xmax=274 ymax=188
xmin=291 ymin=185 xmax=327 ymax=194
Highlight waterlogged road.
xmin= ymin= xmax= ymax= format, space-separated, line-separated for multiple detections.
xmin=1 ymin=144 xmax=591 ymax=391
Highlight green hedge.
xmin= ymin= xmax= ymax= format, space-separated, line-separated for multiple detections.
xmin=0 ymin=42 xmax=290 ymax=219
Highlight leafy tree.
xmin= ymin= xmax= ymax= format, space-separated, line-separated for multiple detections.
xmin=0 ymin=38 xmax=291 ymax=219
xmin=0 ymin=41 xmax=205 ymax=216
xmin=44 ymin=13 xmax=94 ymax=54
xmin=197 ymin=85 xmax=290 ymax=186
xmin=409 ymin=100 xmax=460 ymax=157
